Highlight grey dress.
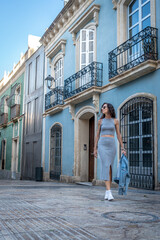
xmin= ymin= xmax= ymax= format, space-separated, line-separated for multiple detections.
xmin=98 ymin=118 xmax=116 ymax=181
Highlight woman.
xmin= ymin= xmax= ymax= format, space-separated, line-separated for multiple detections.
xmin=94 ymin=103 xmax=126 ymax=201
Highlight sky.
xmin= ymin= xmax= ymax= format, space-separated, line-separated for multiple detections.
xmin=0 ymin=0 xmax=64 ymax=80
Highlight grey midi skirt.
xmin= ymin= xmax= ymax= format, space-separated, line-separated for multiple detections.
xmin=98 ymin=137 xmax=116 ymax=181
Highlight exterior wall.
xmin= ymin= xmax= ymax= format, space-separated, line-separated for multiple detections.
xmin=22 ymin=45 xmax=44 ymax=180
xmin=42 ymin=0 xmax=160 ymax=189
xmin=0 ymin=72 xmax=24 ymax=179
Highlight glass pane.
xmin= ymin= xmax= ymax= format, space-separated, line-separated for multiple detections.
xmin=129 ymin=0 xmax=138 ymax=14
xmin=89 ymin=41 xmax=93 ymax=52
xmin=129 ymin=25 xmax=139 ymax=38
xmin=143 ymin=153 xmax=152 ymax=167
xmin=129 ymin=109 xmax=139 ymax=121
xmin=129 ymin=138 xmax=139 ymax=151
xmin=142 ymin=106 xmax=152 ymax=119
xmin=82 ymin=31 xmax=86 ymax=41
xmin=142 ymin=16 xmax=150 ymax=29
xmin=142 ymin=0 xmax=147 ymax=4
xmin=142 ymin=121 xmax=151 ymax=135
xmin=89 ymin=31 xmax=94 ymax=40
xmin=89 ymin=53 xmax=93 ymax=63
xmin=129 ymin=11 xmax=139 ymax=28
xmin=129 ymin=123 xmax=139 ymax=136
xmin=82 ymin=42 xmax=86 ymax=52
xmin=142 ymin=2 xmax=150 ymax=18
xmin=81 ymin=54 xmax=86 ymax=64
xmin=129 ymin=153 xmax=139 ymax=166
xmin=143 ymin=137 xmax=152 ymax=150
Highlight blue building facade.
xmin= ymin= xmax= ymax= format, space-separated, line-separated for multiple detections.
xmin=41 ymin=0 xmax=160 ymax=190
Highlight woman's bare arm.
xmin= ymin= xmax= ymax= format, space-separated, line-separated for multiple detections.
xmin=114 ymin=118 xmax=126 ymax=155
xmin=94 ymin=119 xmax=102 ymax=158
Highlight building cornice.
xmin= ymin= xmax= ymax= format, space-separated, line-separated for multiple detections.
xmin=40 ymin=0 xmax=94 ymax=48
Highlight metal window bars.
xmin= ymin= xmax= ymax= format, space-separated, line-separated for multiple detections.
xmin=120 ymin=97 xmax=154 ymax=189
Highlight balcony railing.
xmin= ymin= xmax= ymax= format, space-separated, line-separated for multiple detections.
xmin=0 ymin=104 xmax=8 ymax=125
xmin=7 ymin=94 xmax=21 ymax=107
xmin=45 ymin=86 xmax=63 ymax=111
xmin=64 ymin=61 xmax=103 ymax=99
xmin=108 ymin=26 xmax=158 ymax=79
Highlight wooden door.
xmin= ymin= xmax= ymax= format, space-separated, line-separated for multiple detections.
xmin=89 ymin=116 xmax=95 ymax=182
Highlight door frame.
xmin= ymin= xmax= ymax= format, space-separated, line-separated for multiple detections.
xmin=74 ymin=106 xmax=97 ymax=182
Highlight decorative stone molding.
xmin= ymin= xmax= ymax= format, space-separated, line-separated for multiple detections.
xmin=112 ymin=0 xmax=119 ymax=10
xmin=109 ymin=60 xmax=158 ymax=87
xmin=92 ymin=93 xmax=99 ymax=113
xmin=46 ymin=39 xmax=67 ymax=59
xmin=40 ymin=0 xmax=92 ymax=45
xmin=69 ymin=4 xmax=100 ymax=45
xmin=69 ymin=104 xmax=75 ymax=120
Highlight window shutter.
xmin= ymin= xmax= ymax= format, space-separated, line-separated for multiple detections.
xmin=80 ymin=29 xmax=95 ymax=69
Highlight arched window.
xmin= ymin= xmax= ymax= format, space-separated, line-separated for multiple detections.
xmin=120 ymin=96 xmax=154 ymax=189
xmin=55 ymin=58 xmax=63 ymax=87
xmin=50 ymin=124 xmax=62 ymax=180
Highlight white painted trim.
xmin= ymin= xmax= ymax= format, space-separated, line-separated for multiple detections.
xmin=117 ymin=92 xmax=158 ymax=188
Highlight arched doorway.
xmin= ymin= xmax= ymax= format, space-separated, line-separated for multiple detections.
xmin=50 ymin=124 xmax=62 ymax=180
xmin=74 ymin=106 xmax=97 ymax=182
xmin=120 ymin=96 xmax=154 ymax=189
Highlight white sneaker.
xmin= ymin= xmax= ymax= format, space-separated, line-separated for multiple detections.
xmin=108 ymin=190 xmax=114 ymax=201
xmin=104 ymin=190 xmax=109 ymax=200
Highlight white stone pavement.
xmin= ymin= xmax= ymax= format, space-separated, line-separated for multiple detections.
xmin=0 ymin=180 xmax=160 ymax=240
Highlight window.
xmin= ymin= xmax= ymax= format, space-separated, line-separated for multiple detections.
xmin=50 ymin=124 xmax=62 ymax=180
xmin=1 ymin=140 xmax=6 ymax=169
xmin=80 ymin=29 xmax=95 ymax=69
xmin=116 ymin=0 xmax=155 ymax=46
xmin=55 ymin=58 xmax=63 ymax=87
xmin=35 ymin=55 xmax=41 ymax=89
xmin=28 ymin=63 xmax=32 ymax=94
xmin=120 ymin=97 xmax=154 ymax=189
xmin=128 ymin=0 xmax=151 ymax=38
xmin=15 ymin=86 xmax=21 ymax=105
xmin=79 ymin=28 xmax=95 ymax=86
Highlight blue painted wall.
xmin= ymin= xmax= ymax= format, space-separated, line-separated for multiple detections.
xmin=45 ymin=107 xmax=74 ymax=175
xmin=43 ymin=0 xmax=160 ymax=185
xmin=98 ymin=68 xmax=160 ymax=181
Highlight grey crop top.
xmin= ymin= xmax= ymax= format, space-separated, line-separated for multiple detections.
xmin=100 ymin=118 xmax=116 ymax=136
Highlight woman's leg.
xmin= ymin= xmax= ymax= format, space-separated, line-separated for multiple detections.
xmin=105 ymin=166 xmax=112 ymax=190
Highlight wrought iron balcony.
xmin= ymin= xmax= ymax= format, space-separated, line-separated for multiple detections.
xmin=45 ymin=86 xmax=63 ymax=111
xmin=7 ymin=94 xmax=21 ymax=120
xmin=108 ymin=26 xmax=158 ymax=79
xmin=0 ymin=104 xmax=8 ymax=126
xmin=64 ymin=62 xmax=103 ymax=100
xmin=7 ymin=94 xmax=21 ymax=107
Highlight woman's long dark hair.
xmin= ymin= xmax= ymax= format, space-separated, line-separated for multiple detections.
xmin=100 ymin=103 xmax=116 ymax=119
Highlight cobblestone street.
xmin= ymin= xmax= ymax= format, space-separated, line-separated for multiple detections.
xmin=0 ymin=180 xmax=160 ymax=240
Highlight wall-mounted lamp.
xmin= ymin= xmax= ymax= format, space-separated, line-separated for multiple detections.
xmin=45 ymin=75 xmax=55 ymax=89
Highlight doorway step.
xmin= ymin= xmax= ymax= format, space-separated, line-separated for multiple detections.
xmin=76 ymin=182 xmax=92 ymax=186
